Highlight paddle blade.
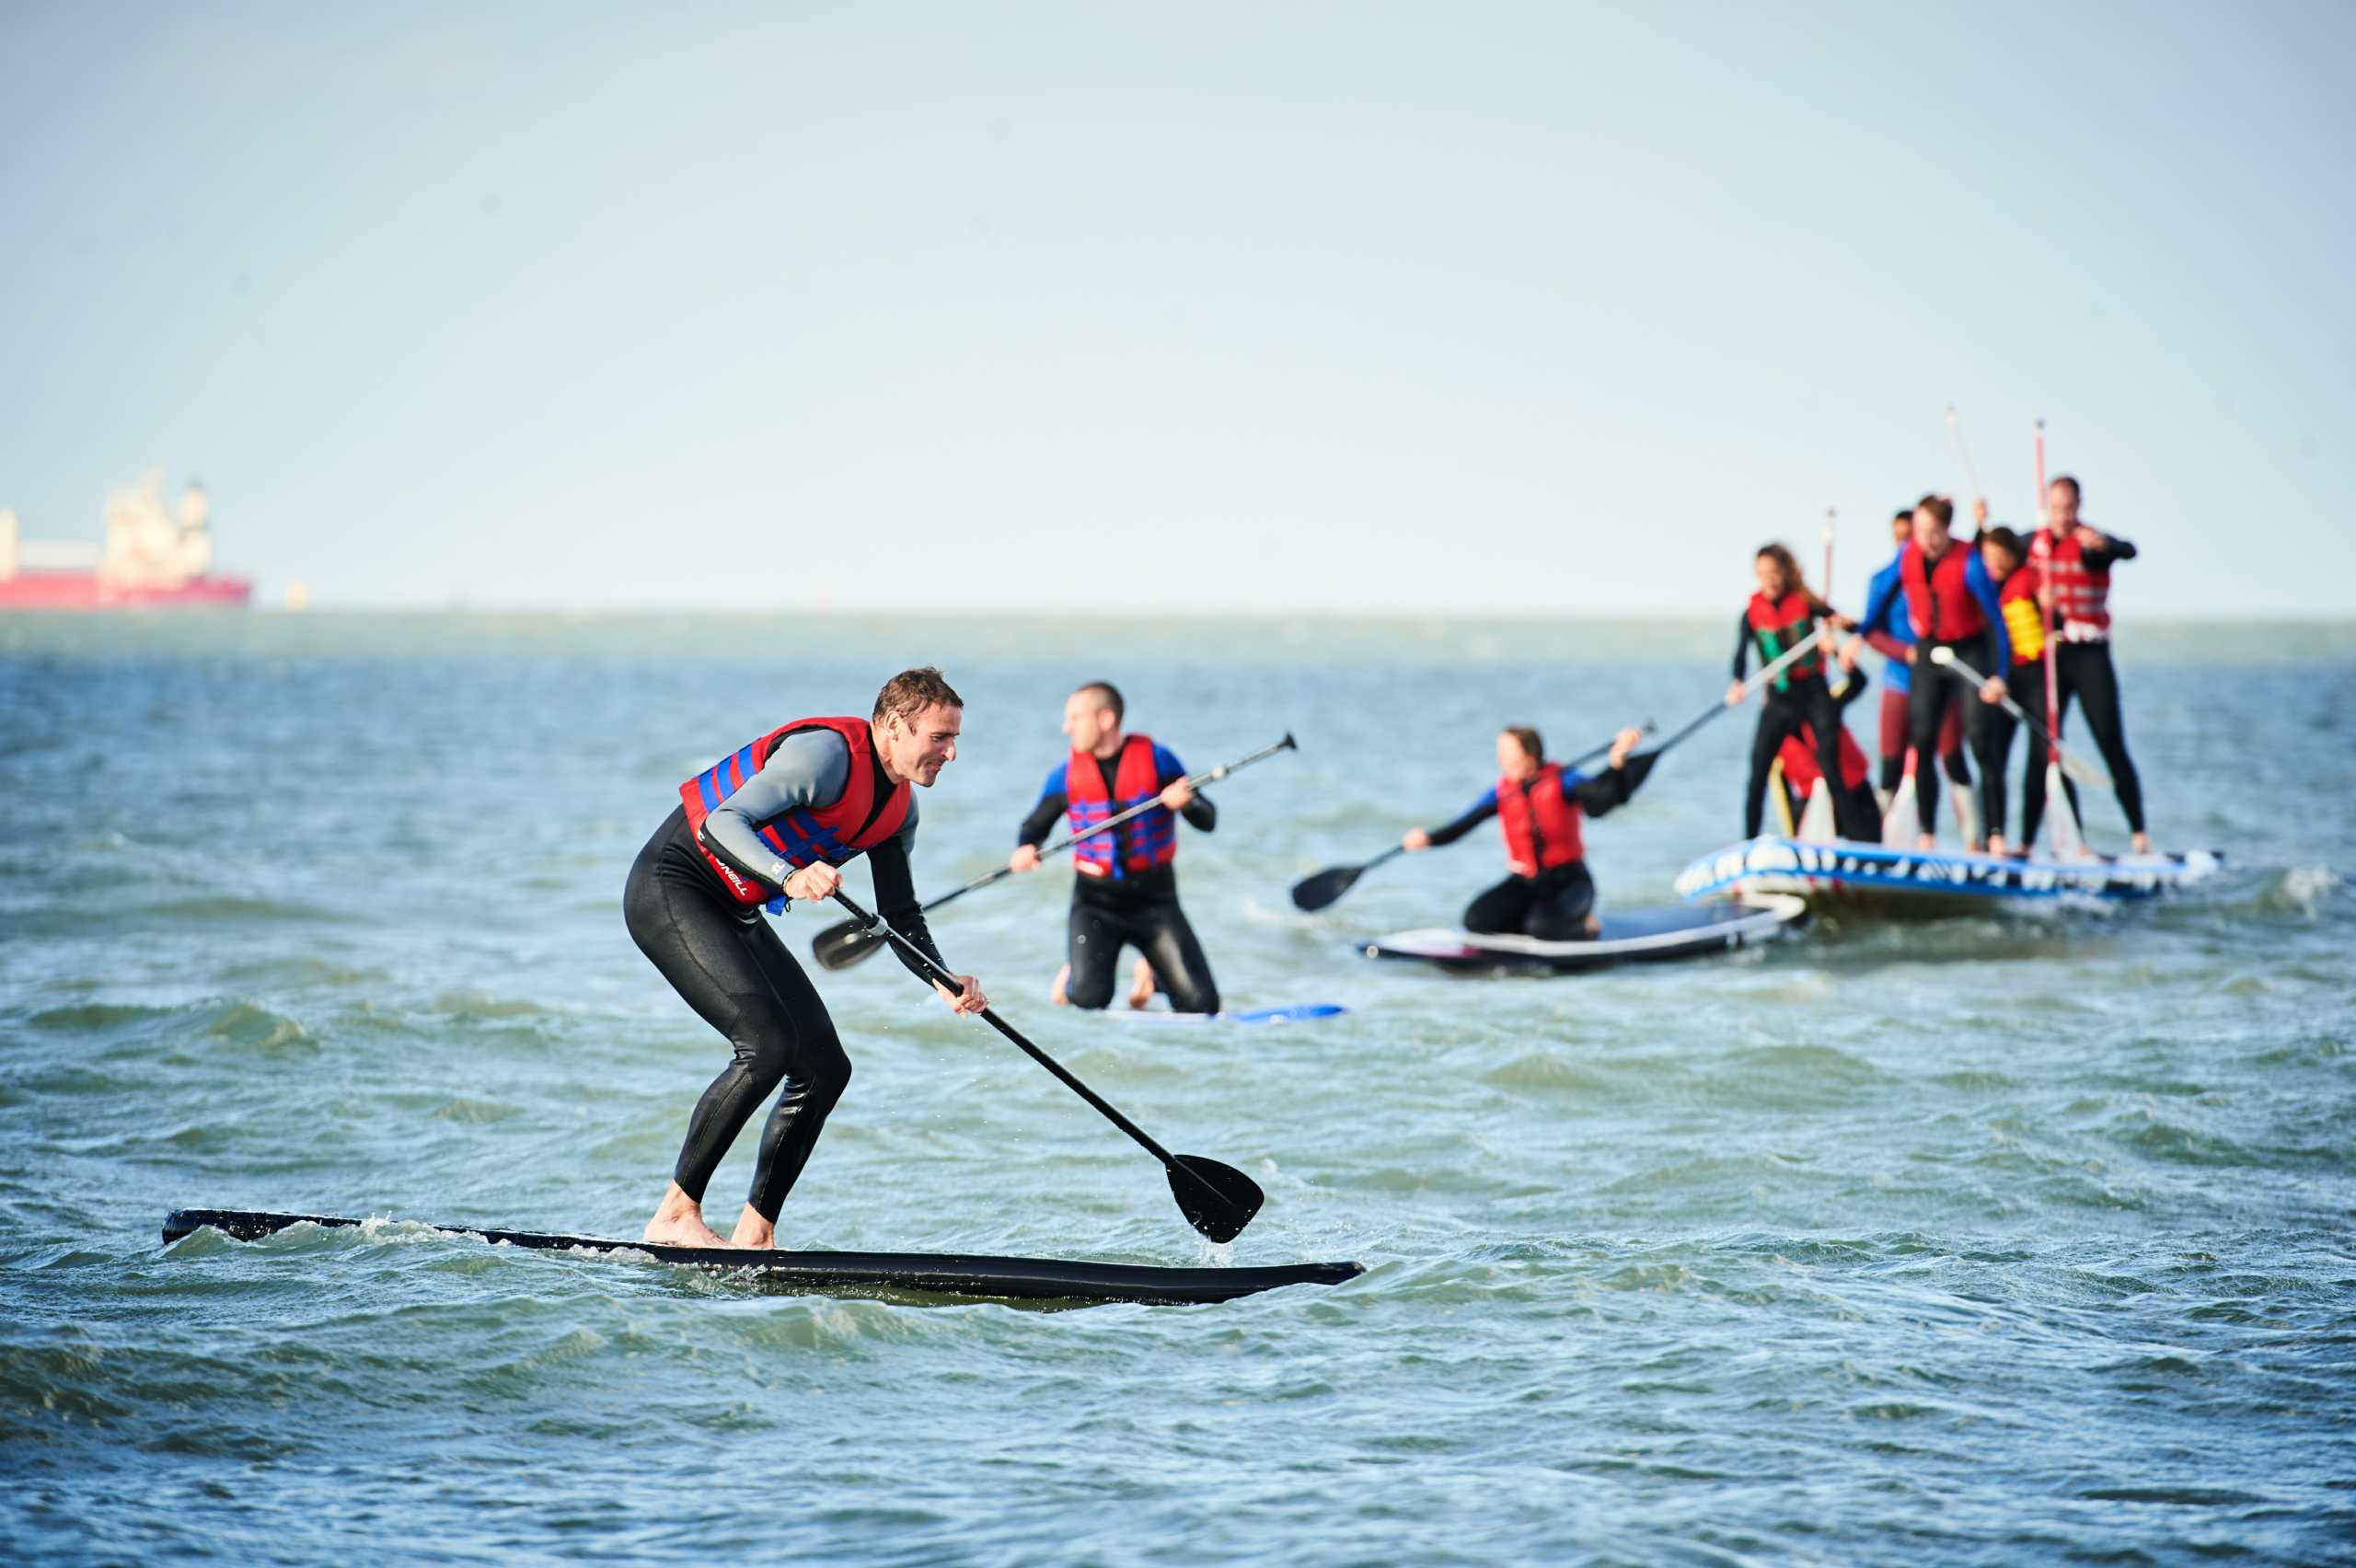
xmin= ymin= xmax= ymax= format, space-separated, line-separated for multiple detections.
xmin=1290 ymin=864 xmax=1363 ymax=912
xmin=810 ymin=918 xmax=888 ymax=972
xmin=2056 ymin=748 xmax=2113 ymax=791
xmin=1881 ymin=774 xmax=1917 ymax=847
xmin=1168 ymin=1156 xmax=1265 ymax=1243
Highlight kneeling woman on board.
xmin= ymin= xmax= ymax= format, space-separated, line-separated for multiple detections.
xmin=1401 ymin=724 xmax=1651 ymax=940
xmin=626 ymin=667 xmax=987 ymax=1250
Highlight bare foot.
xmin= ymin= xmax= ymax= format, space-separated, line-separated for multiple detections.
xmin=1126 ymin=956 xmax=1157 ymax=1010
xmin=731 ymin=1203 xmax=776 ymax=1251
xmin=1050 ymin=963 xmax=1070 ymax=1006
xmin=2131 ymin=831 xmax=2154 ymax=855
xmin=643 ymin=1182 xmax=729 ymax=1248
xmin=1987 ymin=835 xmax=2009 ymax=858
xmin=1914 ymin=833 xmax=1936 ymax=851
xmin=1583 ymin=912 xmax=1600 ymax=938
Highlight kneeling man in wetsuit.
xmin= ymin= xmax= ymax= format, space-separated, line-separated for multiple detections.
xmin=627 ymin=667 xmax=986 ymax=1250
xmin=1403 ymin=723 xmax=1651 ymax=940
xmin=1010 ymin=681 xmax=1221 ymax=1013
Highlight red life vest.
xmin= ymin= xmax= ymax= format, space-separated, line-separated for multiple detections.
xmin=677 ymin=715 xmax=911 ymax=905
xmin=1900 ymin=540 xmax=1988 ymax=642
xmin=1775 ymin=723 xmax=1870 ymax=793
xmin=2030 ymin=527 xmax=2112 ymax=640
xmin=1496 ymin=763 xmax=1585 ymax=878
xmin=1746 ymin=591 xmax=1822 ymax=690
xmin=1997 ymin=560 xmax=2046 ymax=663
xmin=1066 ymin=733 xmax=1178 ymax=880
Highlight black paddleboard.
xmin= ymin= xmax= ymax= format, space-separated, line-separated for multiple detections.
xmin=1364 ymin=894 xmax=1806 ymax=973
xmin=162 ymin=1209 xmax=1362 ymax=1307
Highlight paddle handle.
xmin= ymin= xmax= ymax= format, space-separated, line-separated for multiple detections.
xmin=923 ymin=732 xmax=1298 ymax=915
xmin=827 ymin=889 xmax=1190 ymax=1177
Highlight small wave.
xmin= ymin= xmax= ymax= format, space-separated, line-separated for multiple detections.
xmin=1483 ymin=1054 xmax=1615 ymax=1094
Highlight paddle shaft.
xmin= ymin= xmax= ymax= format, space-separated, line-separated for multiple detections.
xmin=1928 ymin=646 xmax=2112 ymax=788
xmin=826 ymin=889 xmax=1214 ymax=1199
xmin=1652 ymin=624 xmax=1831 ymax=756
xmin=922 ymin=733 xmax=1295 ymax=918
xmin=1946 ymin=404 xmax=1986 ymax=508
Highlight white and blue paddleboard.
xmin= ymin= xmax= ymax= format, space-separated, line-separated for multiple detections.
xmin=1674 ymin=836 xmax=2224 ymax=910
xmin=1096 ymin=1003 xmax=1350 ymax=1025
xmin=1365 ymin=895 xmax=1805 ymax=974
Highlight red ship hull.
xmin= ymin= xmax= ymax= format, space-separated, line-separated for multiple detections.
xmin=0 ymin=573 xmax=252 ymax=610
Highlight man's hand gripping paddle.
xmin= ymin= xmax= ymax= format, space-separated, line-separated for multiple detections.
xmin=811 ymin=733 xmax=1298 ymax=972
xmin=828 ymin=889 xmax=1265 ymax=1243
xmin=1288 ymin=724 xmax=1652 ymax=913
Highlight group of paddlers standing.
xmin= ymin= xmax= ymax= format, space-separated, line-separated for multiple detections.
xmin=1733 ymin=472 xmax=2150 ymax=859
xmin=620 ymin=470 xmax=2150 ymax=1247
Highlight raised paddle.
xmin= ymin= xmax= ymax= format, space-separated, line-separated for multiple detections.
xmin=811 ymin=733 xmax=1299 ymax=971
xmin=1926 ymin=646 xmax=2113 ymax=789
xmin=827 ymin=888 xmax=1265 ymax=1243
xmin=1288 ymin=726 xmax=1650 ymax=913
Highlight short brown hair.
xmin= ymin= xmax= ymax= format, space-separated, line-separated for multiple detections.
xmin=2050 ymin=474 xmax=2081 ymax=501
xmin=1071 ymin=681 xmax=1125 ymax=721
xmin=873 ymin=665 xmax=964 ymax=725
xmin=1981 ymin=525 xmax=2024 ymax=560
xmin=1915 ymin=494 xmax=1955 ymax=529
xmin=1503 ymin=725 xmax=1543 ymax=762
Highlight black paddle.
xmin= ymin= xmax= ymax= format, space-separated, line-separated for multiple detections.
xmin=811 ymin=733 xmax=1299 ymax=972
xmin=828 ymin=889 xmax=1265 ymax=1243
xmin=1288 ymin=725 xmax=1649 ymax=913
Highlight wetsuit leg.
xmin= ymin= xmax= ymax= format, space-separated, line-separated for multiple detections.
xmin=1065 ymin=899 xmax=1126 ymax=1010
xmin=1127 ymin=894 xmax=1220 ymax=1014
xmin=1937 ymin=694 xmax=1972 ymax=786
xmin=2057 ymin=641 xmax=2146 ymax=833
xmin=1464 ymin=876 xmax=1538 ymax=934
xmin=624 ymin=812 xmax=851 ymax=1223
xmin=1523 ymin=860 xmax=1597 ymax=940
xmin=1978 ymin=702 xmax=2017 ymax=845
xmin=1745 ymin=697 xmax=1809 ymax=838
xmin=1908 ymin=657 xmax=1957 ymax=833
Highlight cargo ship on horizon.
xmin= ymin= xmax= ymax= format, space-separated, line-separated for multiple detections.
xmin=0 ymin=472 xmax=251 ymax=609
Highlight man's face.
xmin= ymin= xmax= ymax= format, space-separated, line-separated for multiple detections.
xmin=2047 ymin=482 xmax=2079 ymax=532
xmin=884 ymin=703 xmax=962 ymax=786
xmin=1061 ymin=692 xmax=1122 ymax=755
xmin=1496 ymin=732 xmax=1541 ymax=783
xmin=1912 ymin=507 xmax=1950 ymax=557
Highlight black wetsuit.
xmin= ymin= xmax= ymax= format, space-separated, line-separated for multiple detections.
xmin=1019 ymin=746 xmax=1219 ymax=1013
xmin=1426 ymin=755 xmax=1655 ymax=940
xmin=1734 ymin=615 xmax=1874 ymax=842
xmin=624 ymin=731 xmax=946 ymax=1223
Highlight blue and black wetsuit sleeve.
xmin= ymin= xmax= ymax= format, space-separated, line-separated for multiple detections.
xmin=1425 ymin=789 xmax=1499 ymax=847
xmin=869 ymin=821 xmax=951 ymax=981
xmin=1567 ymin=753 xmax=1657 ymax=819
xmin=698 ymin=730 xmax=853 ymax=896
xmin=1017 ymin=763 xmax=1069 ymax=847
xmin=1152 ymin=744 xmax=1217 ymax=831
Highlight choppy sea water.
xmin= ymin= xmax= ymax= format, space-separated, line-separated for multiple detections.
xmin=3 ymin=612 xmax=2351 ymax=1567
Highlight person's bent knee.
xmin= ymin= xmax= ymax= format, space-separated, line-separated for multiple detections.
xmin=1065 ymin=973 xmax=1116 ymax=1010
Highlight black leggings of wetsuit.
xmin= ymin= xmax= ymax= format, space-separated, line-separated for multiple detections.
xmin=1909 ymin=635 xmax=1995 ymax=836
xmin=2021 ymin=640 xmax=2147 ymax=842
xmin=1068 ymin=886 xmax=1219 ymax=1013
xmin=1746 ymin=674 xmax=1871 ymax=841
xmin=624 ymin=807 xmax=849 ymax=1222
xmin=1465 ymin=859 xmax=1596 ymax=941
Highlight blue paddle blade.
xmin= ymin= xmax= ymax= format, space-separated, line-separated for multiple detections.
xmin=1168 ymin=1156 xmax=1264 ymax=1243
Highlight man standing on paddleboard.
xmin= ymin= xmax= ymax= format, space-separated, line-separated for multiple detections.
xmin=1897 ymin=495 xmax=2013 ymax=850
xmin=1010 ymin=681 xmax=1220 ymax=1013
xmin=1858 ymin=506 xmax=1974 ymax=811
xmin=628 ymin=667 xmax=987 ymax=1249
xmin=1401 ymin=723 xmax=1652 ymax=940
xmin=2027 ymin=476 xmax=2153 ymax=855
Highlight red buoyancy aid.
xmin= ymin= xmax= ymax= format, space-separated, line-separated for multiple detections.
xmin=1775 ymin=723 xmax=1871 ymax=794
xmin=1066 ymin=733 xmax=1178 ymax=880
xmin=2029 ymin=527 xmax=2112 ymax=640
xmin=1900 ymin=540 xmax=1988 ymax=642
xmin=1746 ymin=591 xmax=1822 ymax=690
xmin=678 ymin=715 xmax=911 ymax=905
xmin=1496 ymin=763 xmax=1586 ymax=879
xmin=1997 ymin=560 xmax=2046 ymax=663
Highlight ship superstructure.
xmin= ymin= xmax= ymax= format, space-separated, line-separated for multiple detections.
xmin=0 ymin=472 xmax=252 ymax=608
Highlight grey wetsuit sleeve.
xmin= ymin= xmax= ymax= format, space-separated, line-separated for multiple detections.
xmin=699 ymin=730 xmax=853 ymax=892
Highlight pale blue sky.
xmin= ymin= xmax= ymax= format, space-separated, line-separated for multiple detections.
xmin=3 ymin=2 xmax=2350 ymax=615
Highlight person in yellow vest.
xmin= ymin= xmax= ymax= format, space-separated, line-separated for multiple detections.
xmin=1974 ymin=527 xmax=2052 ymax=857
